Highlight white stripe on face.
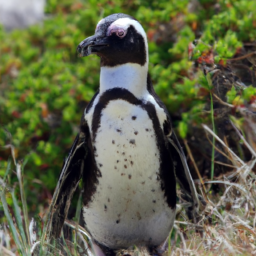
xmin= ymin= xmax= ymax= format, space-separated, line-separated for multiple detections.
xmin=107 ymin=18 xmax=149 ymax=63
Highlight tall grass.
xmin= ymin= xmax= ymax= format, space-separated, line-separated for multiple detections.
xmin=169 ymin=125 xmax=256 ymax=255
xmin=0 ymin=155 xmax=92 ymax=256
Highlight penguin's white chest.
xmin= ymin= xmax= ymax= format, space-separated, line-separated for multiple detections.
xmin=83 ymin=99 xmax=175 ymax=248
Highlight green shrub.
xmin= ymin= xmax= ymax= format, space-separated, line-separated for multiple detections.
xmin=1 ymin=0 xmax=256 ymax=213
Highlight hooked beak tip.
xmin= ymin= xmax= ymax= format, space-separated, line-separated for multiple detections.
xmin=77 ymin=35 xmax=108 ymax=57
xmin=77 ymin=39 xmax=94 ymax=57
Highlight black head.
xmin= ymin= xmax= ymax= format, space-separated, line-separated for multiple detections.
xmin=77 ymin=13 xmax=148 ymax=67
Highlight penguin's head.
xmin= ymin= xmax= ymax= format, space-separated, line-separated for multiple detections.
xmin=77 ymin=13 xmax=148 ymax=67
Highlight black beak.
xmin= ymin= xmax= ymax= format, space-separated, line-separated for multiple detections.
xmin=77 ymin=34 xmax=109 ymax=57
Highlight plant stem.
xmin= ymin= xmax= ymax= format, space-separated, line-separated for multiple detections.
xmin=210 ymin=92 xmax=216 ymax=180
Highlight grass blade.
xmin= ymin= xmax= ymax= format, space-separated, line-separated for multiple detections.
xmin=11 ymin=190 xmax=27 ymax=249
xmin=0 ymin=191 xmax=26 ymax=255
xmin=16 ymin=162 xmax=31 ymax=247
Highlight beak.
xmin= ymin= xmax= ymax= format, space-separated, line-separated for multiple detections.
xmin=77 ymin=34 xmax=109 ymax=57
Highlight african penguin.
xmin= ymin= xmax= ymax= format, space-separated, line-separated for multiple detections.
xmin=51 ymin=13 xmax=198 ymax=255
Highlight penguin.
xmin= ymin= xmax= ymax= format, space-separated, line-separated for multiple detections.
xmin=50 ymin=13 xmax=198 ymax=255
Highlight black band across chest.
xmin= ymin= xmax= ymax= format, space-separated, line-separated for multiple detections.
xmin=90 ymin=88 xmax=176 ymax=209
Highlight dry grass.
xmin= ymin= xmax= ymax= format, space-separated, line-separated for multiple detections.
xmin=169 ymin=124 xmax=256 ymax=256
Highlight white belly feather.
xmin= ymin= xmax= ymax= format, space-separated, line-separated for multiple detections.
xmin=83 ymin=99 xmax=175 ymax=248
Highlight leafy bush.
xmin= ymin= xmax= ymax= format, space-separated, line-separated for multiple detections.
xmin=1 ymin=0 xmax=256 ymax=213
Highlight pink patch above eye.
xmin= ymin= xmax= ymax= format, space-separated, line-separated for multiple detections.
xmin=107 ymin=25 xmax=127 ymax=38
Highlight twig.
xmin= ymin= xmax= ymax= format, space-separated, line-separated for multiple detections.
xmin=202 ymin=125 xmax=245 ymax=166
xmin=2 ymin=144 xmax=16 ymax=166
xmin=227 ymin=51 xmax=256 ymax=62
xmin=223 ymin=136 xmax=235 ymax=167
xmin=173 ymin=224 xmax=187 ymax=250
xmin=205 ymin=133 xmax=233 ymax=163
xmin=230 ymin=120 xmax=256 ymax=158
xmin=214 ymin=160 xmax=235 ymax=168
xmin=64 ymin=220 xmax=91 ymax=240
xmin=0 ymin=246 xmax=16 ymax=256
xmin=204 ymin=180 xmax=247 ymax=194
xmin=184 ymin=139 xmax=206 ymax=192
xmin=175 ymin=221 xmax=203 ymax=229
xmin=212 ymin=93 xmax=234 ymax=108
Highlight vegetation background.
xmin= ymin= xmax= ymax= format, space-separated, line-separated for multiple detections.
xmin=1 ymin=0 xmax=256 ymax=255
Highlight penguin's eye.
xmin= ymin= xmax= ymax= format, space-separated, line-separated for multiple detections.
xmin=116 ymin=29 xmax=126 ymax=38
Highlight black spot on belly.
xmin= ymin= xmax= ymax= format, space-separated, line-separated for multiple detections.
xmin=145 ymin=128 xmax=149 ymax=132
xmin=130 ymin=161 xmax=133 ymax=165
xmin=104 ymin=205 xmax=107 ymax=211
xmin=151 ymin=189 xmax=155 ymax=192
xmin=152 ymin=200 xmax=156 ymax=203
xmin=122 ymin=152 xmax=125 ymax=155
xmin=132 ymin=116 xmax=137 ymax=120
xmin=134 ymin=131 xmax=138 ymax=135
xmin=125 ymin=159 xmax=127 ymax=161
xmin=112 ymin=140 xmax=115 ymax=144
xmin=99 ymin=163 xmax=103 ymax=167
xmin=129 ymin=139 xmax=135 ymax=145
xmin=141 ymin=181 xmax=145 ymax=185
xmin=128 ymin=174 xmax=132 ymax=179
xmin=108 ymin=198 xmax=110 ymax=202
xmin=116 ymin=129 xmax=121 ymax=133
xmin=117 ymin=160 xmax=119 ymax=163
xmin=97 ymin=170 xmax=102 ymax=177
xmin=116 ymin=220 xmax=120 ymax=224
xmin=124 ymin=165 xmax=127 ymax=168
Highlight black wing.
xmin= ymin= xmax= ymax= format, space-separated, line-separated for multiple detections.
xmin=146 ymin=74 xmax=199 ymax=218
xmin=47 ymin=117 xmax=90 ymax=239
